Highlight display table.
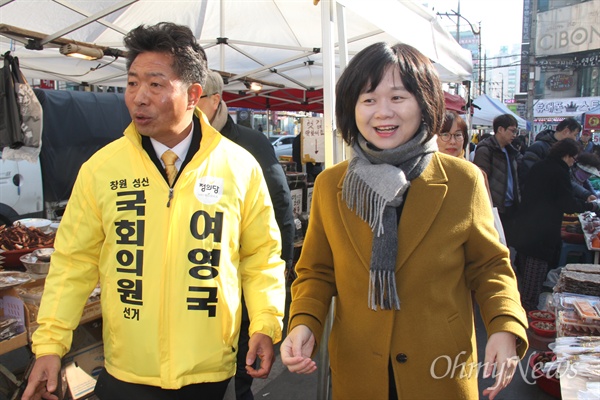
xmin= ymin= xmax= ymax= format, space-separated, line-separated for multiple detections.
xmin=578 ymin=213 xmax=600 ymax=263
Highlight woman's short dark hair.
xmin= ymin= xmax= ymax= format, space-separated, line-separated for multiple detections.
xmin=548 ymin=138 xmax=580 ymax=159
xmin=576 ymin=152 xmax=600 ymax=169
xmin=124 ymin=22 xmax=208 ymax=87
xmin=335 ymin=42 xmax=445 ymax=145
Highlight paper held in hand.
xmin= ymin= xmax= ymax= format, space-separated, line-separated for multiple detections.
xmin=64 ymin=362 xmax=96 ymax=399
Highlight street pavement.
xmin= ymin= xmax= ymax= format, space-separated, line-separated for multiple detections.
xmin=225 ymin=305 xmax=558 ymax=400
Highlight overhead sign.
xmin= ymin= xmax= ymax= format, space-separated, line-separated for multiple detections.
xmin=301 ymin=118 xmax=325 ymax=164
xmin=534 ymin=96 xmax=600 ymax=117
xmin=545 ymin=74 xmax=574 ymax=91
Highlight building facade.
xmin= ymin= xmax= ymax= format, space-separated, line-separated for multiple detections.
xmin=525 ymin=0 xmax=600 ymax=134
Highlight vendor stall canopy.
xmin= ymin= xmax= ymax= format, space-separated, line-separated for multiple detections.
xmin=472 ymin=94 xmax=529 ymax=130
xmin=0 ymin=0 xmax=473 ymax=113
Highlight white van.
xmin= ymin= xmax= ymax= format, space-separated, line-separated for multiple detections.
xmin=0 ymin=89 xmax=130 ymax=225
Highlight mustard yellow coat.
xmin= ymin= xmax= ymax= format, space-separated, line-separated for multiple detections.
xmin=289 ymin=153 xmax=528 ymax=400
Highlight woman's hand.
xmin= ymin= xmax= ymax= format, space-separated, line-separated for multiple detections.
xmin=481 ymin=331 xmax=520 ymax=400
xmin=280 ymin=325 xmax=317 ymax=374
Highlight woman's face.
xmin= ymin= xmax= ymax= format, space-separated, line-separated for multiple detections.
xmin=354 ymin=66 xmax=422 ymax=150
xmin=436 ymin=120 xmax=464 ymax=157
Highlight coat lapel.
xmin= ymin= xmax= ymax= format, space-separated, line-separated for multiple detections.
xmin=397 ymin=154 xmax=448 ymax=268
xmin=336 ymin=154 xmax=449 ymax=272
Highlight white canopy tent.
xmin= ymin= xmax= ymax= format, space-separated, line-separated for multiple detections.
xmin=0 ymin=0 xmax=471 ymax=90
xmin=472 ymin=94 xmax=528 ymax=130
xmin=1 ymin=0 xmax=472 ymax=165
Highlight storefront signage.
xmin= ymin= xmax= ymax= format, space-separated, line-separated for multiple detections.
xmin=536 ymin=1 xmax=600 ymax=56
xmin=301 ymin=117 xmax=325 ymax=163
xmin=39 ymin=80 xmax=55 ymax=89
xmin=545 ymin=74 xmax=574 ymax=91
xmin=585 ymin=114 xmax=600 ymax=130
xmin=534 ymin=96 xmax=600 ymax=117
xmin=538 ymin=51 xmax=600 ymax=71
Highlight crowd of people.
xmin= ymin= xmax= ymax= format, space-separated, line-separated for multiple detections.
xmin=22 ymin=20 xmax=599 ymax=400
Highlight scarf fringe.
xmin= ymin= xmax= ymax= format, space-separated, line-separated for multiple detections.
xmin=368 ymin=270 xmax=401 ymax=311
xmin=343 ymin=169 xmax=387 ymax=236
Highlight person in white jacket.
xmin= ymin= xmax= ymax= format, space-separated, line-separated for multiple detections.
xmin=22 ymin=22 xmax=285 ymax=400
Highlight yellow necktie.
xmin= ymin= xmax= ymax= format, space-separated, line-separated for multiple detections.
xmin=161 ymin=150 xmax=179 ymax=186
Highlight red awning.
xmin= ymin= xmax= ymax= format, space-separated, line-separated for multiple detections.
xmin=222 ymin=89 xmax=466 ymax=114
xmin=222 ymin=89 xmax=324 ymax=113
xmin=444 ymin=91 xmax=467 ymax=114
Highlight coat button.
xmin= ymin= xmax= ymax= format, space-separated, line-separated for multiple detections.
xmin=395 ymin=353 xmax=408 ymax=363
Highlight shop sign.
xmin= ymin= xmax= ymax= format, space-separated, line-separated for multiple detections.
xmin=534 ymin=96 xmax=600 ymax=117
xmin=536 ymin=1 xmax=600 ymax=56
xmin=545 ymin=74 xmax=573 ymax=91
xmin=301 ymin=117 xmax=324 ymax=163
xmin=593 ymin=133 xmax=600 ymax=145
xmin=585 ymin=114 xmax=600 ymax=130
xmin=39 ymin=80 xmax=55 ymax=89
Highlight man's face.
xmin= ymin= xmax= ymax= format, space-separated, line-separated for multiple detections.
xmin=566 ymin=128 xmax=581 ymax=140
xmin=125 ymin=51 xmax=199 ymax=145
xmin=581 ymin=131 xmax=591 ymax=143
xmin=496 ymin=125 xmax=518 ymax=148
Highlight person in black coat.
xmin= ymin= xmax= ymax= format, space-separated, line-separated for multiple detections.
xmin=198 ymin=71 xmax=294 ymax=400
xmin=513 ymin=138 xmax=599 ymax=311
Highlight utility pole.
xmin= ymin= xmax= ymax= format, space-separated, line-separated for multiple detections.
xmin=456 ymin=0 xmax=461 ymax=43
xmin=478 ymin=22 xmax=482 ymax=97
xmin=483 ymin=53 xmax=487 ymax=94
xmin=436 ymin=7 xmax=481 ymax=96
xmin=500 ymin=72 xmax=504 ymax=102
xmin=526 ymin=0 xmax=538 ymax=136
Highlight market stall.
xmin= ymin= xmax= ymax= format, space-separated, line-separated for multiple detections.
xmin=525 ymin=233 xmax=600 ymax=399
xmin=0 ymin=219 xmax=103 ymax=399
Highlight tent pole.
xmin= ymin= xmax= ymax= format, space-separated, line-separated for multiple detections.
xmin=336 ymin=2 xmax=349 ymax=164
xmin=317 ymin=1 xmax=337 ymax=400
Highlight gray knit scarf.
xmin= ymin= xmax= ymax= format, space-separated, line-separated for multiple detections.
xmin=342 ymin=125 xmax=437 ymax=310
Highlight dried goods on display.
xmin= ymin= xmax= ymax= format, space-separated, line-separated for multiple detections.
xmin=554 ymin=263 xmax=600 ymax=297
xmin=0 ymin=223 xmax=55 ymax=251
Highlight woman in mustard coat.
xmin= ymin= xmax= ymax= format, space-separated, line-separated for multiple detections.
xmin=280 ymin=42 xmax=528 ymax=400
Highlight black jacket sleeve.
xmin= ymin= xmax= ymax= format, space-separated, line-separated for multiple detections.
xmin=262 ymin=163 xmax=295 ymax=263
xmin=222 ymin=120 xmax=295 ymax=263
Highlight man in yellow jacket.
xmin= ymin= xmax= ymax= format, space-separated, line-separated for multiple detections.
xmin=23 ymin=22 xmax=285 ymax=400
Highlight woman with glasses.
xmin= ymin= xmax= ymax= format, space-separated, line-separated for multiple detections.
xmin=437 ymin=111 xmax=468 ymax=158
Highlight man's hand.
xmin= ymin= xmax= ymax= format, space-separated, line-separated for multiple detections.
xmin=280 ymin=325 xmax=316 ymax=374
xmin=245 ymin=332 xmax=275 ymax=379
xmin=481 ymin=332 xmax=520 ymax=400
xmin=21 ymin=355 xmax=61 ymax=400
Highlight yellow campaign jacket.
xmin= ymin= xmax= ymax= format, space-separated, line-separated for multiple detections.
xmin=32 ymin=109 xmax=285 ymax=389
xmin=289 ymin=152 xmax=528 ymax=400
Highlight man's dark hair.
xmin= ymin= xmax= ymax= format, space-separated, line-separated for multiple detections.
xmin=548 ymin=138 xmax=580 ymax=159
xmin=492 ymin=114 xmax=518 ymax=134
xmin=124 ymin=22 xmax=208 ymax=86
xmin=335 ymin=42 xmax=445 ymax=145
xmin=556 ymin=117 xmax=582 ymax=133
